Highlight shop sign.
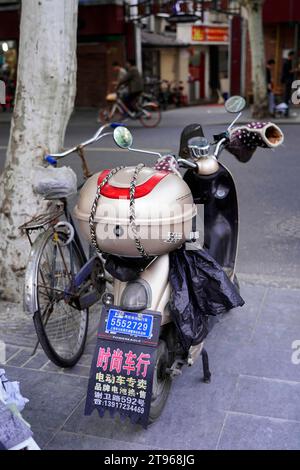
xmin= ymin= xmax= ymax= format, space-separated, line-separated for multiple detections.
xmin=192 ymin=26 xmax=229 ymax=43
xmin=85 ymin=306 xmax=161 ymax=428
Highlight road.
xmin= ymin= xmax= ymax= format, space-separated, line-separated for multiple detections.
xmin=1 ymin=106 xmax=300 ymax=286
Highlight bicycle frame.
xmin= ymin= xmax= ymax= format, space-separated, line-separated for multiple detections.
xmin=112 ymin=98 xmax=136 ymax=119
xmin=108 ymin=96 xmax=153 ymax=121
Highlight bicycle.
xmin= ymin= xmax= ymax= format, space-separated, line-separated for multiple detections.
xmin=20 ymin=123 xmax=119 ymax=367
xmin=98 ymin=91 xmax=161 ymax=128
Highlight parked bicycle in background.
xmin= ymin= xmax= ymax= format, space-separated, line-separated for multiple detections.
xmin=144 ymin=77 xmax=188 ymax=110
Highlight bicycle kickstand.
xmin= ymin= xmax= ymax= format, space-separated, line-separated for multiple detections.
xmin=201 ymin=348 xmax=211 ymax=383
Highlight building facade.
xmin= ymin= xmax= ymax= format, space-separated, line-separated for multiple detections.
xmin=2 ymin=0 xmax=300 ymax=107
xmin=243 ymin=0 xmax=300 ymax=101
xmin=0 ymin=0 xmax=130 ymax=107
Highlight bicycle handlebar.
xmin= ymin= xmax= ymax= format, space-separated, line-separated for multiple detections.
xmin=44 ymin=122 xmax=124 ymax=165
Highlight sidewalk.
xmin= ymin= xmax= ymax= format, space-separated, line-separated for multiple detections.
xmin=1 ymin=105 xmax=300 ymax=127
xmin=1 ymin=282 xmax=300 ymax=450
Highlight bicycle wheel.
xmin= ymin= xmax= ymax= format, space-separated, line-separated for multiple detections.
xmin=32 ymin=229 xmax=89 ymax=367
xmin=139 ymin=102 xmax=161 ymax=128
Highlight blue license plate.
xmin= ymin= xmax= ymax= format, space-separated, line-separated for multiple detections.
xmin=106 ymin=308 xmax=153 ymax=339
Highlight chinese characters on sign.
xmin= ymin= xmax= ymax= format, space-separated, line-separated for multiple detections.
xmin=96 ymin=347 xmax=151 ymax=377
xmin=192 ymin=26 xmax=229 ymax=43
xmin=85 ymin=307 xmax=161 ymax=427
xmin=93 ymin=349 xmax=149 ymax=416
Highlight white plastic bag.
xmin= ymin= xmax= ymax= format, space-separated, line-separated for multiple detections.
xmin=33 ymin=166 xmax=77 ymax=199
xmin=0 ymin=369 xmax=29 ymax=412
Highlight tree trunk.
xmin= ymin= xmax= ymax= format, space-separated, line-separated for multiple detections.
xmin=240 ymin=0 xmax=268 ymax=118
xmin=0 ymin=0 xmax=78 ymax=302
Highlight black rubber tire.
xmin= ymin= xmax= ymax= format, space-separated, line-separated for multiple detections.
xmin=149 ymin=326 xmax=175 ymax=423
xmin=33 ymin=230 xmax=89 ymax=368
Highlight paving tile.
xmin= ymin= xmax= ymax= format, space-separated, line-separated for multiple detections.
xmin=230 ymin=375 xmax=300 ymax=421
xmin=208 ymin=309 xmax=257 ymax=344
xmin=29 ymin=427 xmax=57 ymax=450
xmin=238 ymin=284 xmax=267 ymax=315
xmin=217 ymin=413 xmax=300 ymax=450
xmin=3 ymin=365 xmax=88 ymax=430
xmin=208 ymin=285 xmax=267 ymax=344
xmin=0 ymin=344 xmax=21 ymax=365
xmin=63 ymin=364 xmax=90 ymax=378
xmin=41 ymin=361 xmax=64 ymax=373
xmin=77 ymin=354 xmax=93 ymax=367
xmin=63 ymin=389 xmax=226 ymax=450
xmin=6 ymin=348 xmax=35 ymax=367
xmin=0 ymin=334 xmax=36 ymax=349
xmin=251 ymin=321 xmax=300 ymax=351
xmin=45 ymin=431 xmax=159 ymax=450
xmin=22 ymin=350 xmax=49 ymax=370
xmin=260 ymin=288 xmax=300 ymax=326
xmin=168 ymin=367 xmax=239 ymax=412
xmin=206 ymin=337 xmax=300 ymax=382
xmin=85 ymin=336 xmax=99 ymax=355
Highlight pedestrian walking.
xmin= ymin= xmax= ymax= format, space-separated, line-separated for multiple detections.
xmin=281 ymin=50 xmax=296 ymax=117
xmin=266 ymin=59 xmax=275 ymax=116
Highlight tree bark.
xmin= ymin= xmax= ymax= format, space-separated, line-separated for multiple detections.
xmin=239 ymin=0 xmax=268 ymax=118
xmin=0 ymin=0 xmax=78 ymax=301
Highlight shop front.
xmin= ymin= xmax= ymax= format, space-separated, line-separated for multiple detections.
xmin=0 ymin=1 xmax=19 ymax=111
xmin=177 ymin=23 xmax=229 ymax=103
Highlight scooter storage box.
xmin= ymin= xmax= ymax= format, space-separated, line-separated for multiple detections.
xmin=73 ymin=166 xmax=196 ymax=257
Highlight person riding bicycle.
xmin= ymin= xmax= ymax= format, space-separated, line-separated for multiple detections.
xmin=112 ymin=61 xmax=128 ymax=97
xmin=117 ymin=59 xmax=144 ymax=116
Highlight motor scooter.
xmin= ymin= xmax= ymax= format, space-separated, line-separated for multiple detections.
xmin=73 ymin=96 xmax=284 ymax=422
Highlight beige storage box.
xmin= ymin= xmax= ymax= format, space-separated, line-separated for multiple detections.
xmin=74 ymin=166 xmax=196 ymax=257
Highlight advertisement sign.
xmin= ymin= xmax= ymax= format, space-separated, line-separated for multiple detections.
xmin=192 ymin=26 xmax=229 ymax=43
xmin=85 ymin=306 xmax=161 ymax=428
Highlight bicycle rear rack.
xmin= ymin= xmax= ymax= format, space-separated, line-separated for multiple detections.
xmin=19 ymin=207 xmax=64 ymax=245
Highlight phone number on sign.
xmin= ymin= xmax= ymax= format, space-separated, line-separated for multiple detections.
xmin=94 ymin=399 xmax=144 ymax=414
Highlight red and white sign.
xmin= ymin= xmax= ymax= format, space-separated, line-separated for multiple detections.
xmin=192 ymin=26 xmax=229 ymax=43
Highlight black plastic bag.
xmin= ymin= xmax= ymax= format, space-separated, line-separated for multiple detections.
xmin=169 ymin=247 xmax=244 ymax=352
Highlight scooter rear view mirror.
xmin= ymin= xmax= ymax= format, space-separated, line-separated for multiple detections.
xmin=113 ymin=125 xmax=162 ymax=158
xmin=225 ymin=95 xmax=246 ymax=114
xmin=225 ymin=96 xmax=247 ymax=131
xmin=113 ymin=126 xmax=133 ymax=149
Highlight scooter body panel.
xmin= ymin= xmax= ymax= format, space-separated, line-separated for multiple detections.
xmin=183 ymin=162 xmax=239 ymax=278
xmin=113 ymin=254 xmax=172 ymax=325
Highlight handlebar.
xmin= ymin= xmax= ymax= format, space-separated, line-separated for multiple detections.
xmin=45 ymin=122 xmax=124 ymax=165
xmin=177 ymin=135 xmax=228 ymax=170
xmin=213 ymin=137 xmax=228 ymax=159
